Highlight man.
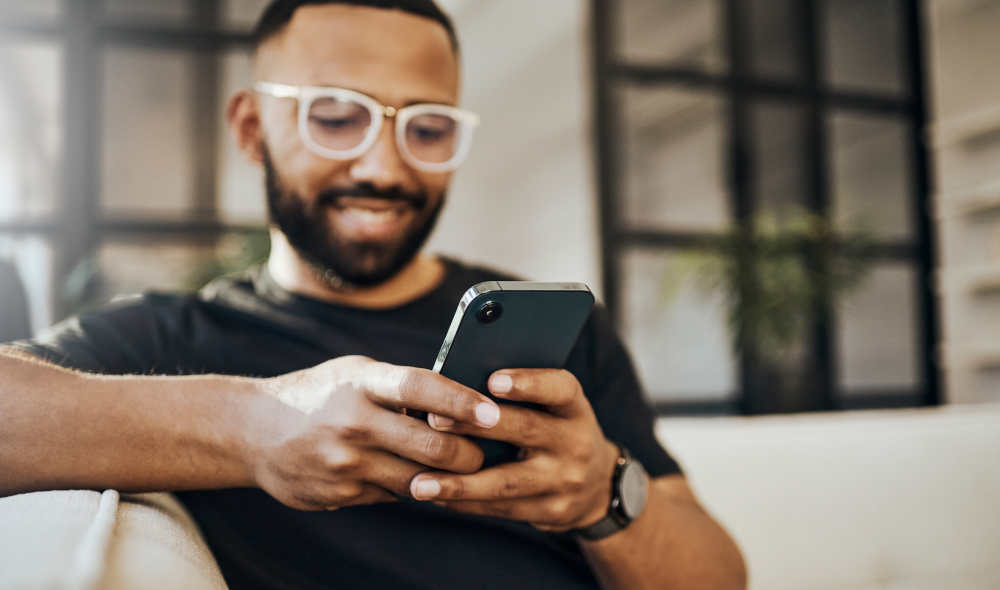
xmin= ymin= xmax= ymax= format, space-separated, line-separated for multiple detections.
xmin=0 ymin=1 xmax=746 ymax=588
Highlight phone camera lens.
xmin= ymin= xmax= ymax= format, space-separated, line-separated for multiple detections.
xmin=477 ymin=301 xmax=503 ymax=324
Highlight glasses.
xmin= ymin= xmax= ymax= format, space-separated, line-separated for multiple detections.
xmin=254 ymin=81 xmax=480 ymax=173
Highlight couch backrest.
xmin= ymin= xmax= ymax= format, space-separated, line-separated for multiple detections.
xmin=655 ymin=404 xmax=1000 ymax=590
xmin=0 ymin=259 xmax=31 ymax=342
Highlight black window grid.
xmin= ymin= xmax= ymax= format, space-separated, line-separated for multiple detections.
xmin=590 ymin=0 xmax=939 ymax=415
xmin=0 ymin=0 xmax=260 ymax=322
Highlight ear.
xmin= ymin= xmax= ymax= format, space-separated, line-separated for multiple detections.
xmin=226 ymin=89 xmax=265 ymax=164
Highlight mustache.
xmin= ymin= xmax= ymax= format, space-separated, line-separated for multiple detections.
xmin=316 ymin=183 xmax=428 ymax=209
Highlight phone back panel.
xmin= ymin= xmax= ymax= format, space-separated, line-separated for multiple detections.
xmin=433 ymin=282 xmax=594 ymax=466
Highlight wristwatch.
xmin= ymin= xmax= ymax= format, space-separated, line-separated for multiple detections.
xmin=572 ymin=444 xmax=649 ymax=541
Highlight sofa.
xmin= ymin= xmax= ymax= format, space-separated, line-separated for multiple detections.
xmin=3 ymin=403 xmax=998 ymax=589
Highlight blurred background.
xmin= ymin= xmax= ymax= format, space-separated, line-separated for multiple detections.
xmin=0 ymin=0 xmax=997 ymax=415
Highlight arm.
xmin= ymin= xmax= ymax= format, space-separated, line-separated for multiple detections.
xmin=411 ymin=369 xmax=746 ymax=590
xmin=0 ymin=349 xmax=496 ymax=508
xmin=0 ymin=348 xmax=258 ymax=496
xmin=580 ymin=475 xmax=746 ymax=590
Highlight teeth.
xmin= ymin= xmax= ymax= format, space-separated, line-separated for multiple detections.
xmin=344 ymin=207 xmax=403 ymax=223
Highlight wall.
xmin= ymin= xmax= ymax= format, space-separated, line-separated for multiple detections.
xmin=428 ymin=0 xmax=602 ymax=296
xmin=927 ymin=0 xmax=1000 ymax=403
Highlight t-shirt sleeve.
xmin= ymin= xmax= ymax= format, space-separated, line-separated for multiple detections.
xmin=8 ymin=294 xmax=182 ymax=375
xmin=566 ymin=306 xmax=682 ymax=479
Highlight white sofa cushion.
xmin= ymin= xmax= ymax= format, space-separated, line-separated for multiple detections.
xmin=0 ymin=490 xmax=227 ymax=590
xmin=656 ymin=404 xmax=1000 ymax=590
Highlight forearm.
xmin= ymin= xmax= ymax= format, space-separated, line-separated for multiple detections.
xmin=0 ymin=348 xmax=270 ymax=497
xmin=580 ymin=475 xmax=747 ymax=590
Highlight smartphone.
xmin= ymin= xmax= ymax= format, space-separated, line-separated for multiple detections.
xmin=431 ymin=281 xmax=595 ymax=467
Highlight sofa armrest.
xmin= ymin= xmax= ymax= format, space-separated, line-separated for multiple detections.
xmin=0 ymin=490 xmax=227 ymax=590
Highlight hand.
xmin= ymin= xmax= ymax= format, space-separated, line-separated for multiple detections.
xmin=246 ymin=356 xmax=501 ymax=511
xmin=412 ymin=369 xmax=620 ymax=531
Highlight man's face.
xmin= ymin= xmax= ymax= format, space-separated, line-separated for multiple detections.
xmin=253 ymin=5 xmax=460 ymax=286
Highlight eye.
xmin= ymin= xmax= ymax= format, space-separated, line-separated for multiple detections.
xmin=309 ymin=115 xmax=366 ymax=130
xmin=410 ymin=126 xmax=447 ymax=142
xmin=407 ymin=115 xmax=456 ymax=144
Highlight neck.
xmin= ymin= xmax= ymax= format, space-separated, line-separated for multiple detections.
xmin=266 ymin=229 xmax=445 ymax=309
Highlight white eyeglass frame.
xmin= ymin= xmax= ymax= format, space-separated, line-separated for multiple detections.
xmin=254 ymin=81 xmax=480 ymax=173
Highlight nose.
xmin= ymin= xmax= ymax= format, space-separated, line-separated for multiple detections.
xmin=348 ymin=114 xmax=415 ymax=191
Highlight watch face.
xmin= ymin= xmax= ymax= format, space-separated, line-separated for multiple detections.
xmin=619 ymin=461 xmax=648 ymax=519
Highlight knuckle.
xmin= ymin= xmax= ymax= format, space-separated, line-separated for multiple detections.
xmin=498 ymin=474 xmax=533 ymax=499
xmin=324 ymin=447 xmax=361 ymax=473
xmin=331 ymin=420 xmax=371 ymax=444
xmin=422 ymin=433 xmax=458 ymax=465
xmin=559 ymin=369 xmax=579 ymax=388
xmin=498 ymin=478 xmax=522 ymax=499
xmin=566 ymin=432 xmax=593 ymax=460
xmin=547 ymin=498 xmax=574 ymax=524
xmin=563 ymin=467 xmax=587 ymax=491
xmin=396 ymin=367 xmax=428 ymax=406
xmin=330 ymin=481 xmax=364 ymax=500
xmin=289 ymin=491 xmax=325 ymax=510
xmin=558 ymin=370 xmax=581 ymax=401
xmin=521 ymin=373 xmax=539 ymax=395
xmin=517 ymin=411 xmax=545 ymax=446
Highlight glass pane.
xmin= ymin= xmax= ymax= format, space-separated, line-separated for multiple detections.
xmin=620 ymin=87 xmax=729 ymax=232
xmin=836 ymin=263 xmax=920 ymax=393
xmin=829 ymin=111 xmax=913 ymax=241
xmin=217 ymin=50 xmax=266 ymax=223
xmin=0 ymin=235 xmax=55 ymax=335
xmin=0 ymin=41 xmax=62 ymax=221
xmin=0 ymin=0 xmax=62 ymax=20
xmin=618 ymin=0 xmax=726 ymax=72
xmin=742 ymin=251 xmax=821 ymax=413
xmin=822 ymin=0 xmax=907 ymax=95
xmin=102 ymin=0 xmax=192 ymax=25
xmin=621 ymin=248 xmax=736 ymax=402
xmin=101 ymin=48 xmax=198 ymax=218
xmin=747 ymin=0 xmax=806 ymax=80
xmin=222 ymin=0 xmax=272 ymax=31
xmin=750 ymin=100 xmax=809 ymax=226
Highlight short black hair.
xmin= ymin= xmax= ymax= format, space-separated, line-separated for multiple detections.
xmin=252 ymin=0 xmax=459 ymax=53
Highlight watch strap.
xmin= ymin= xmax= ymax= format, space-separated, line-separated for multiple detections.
xmin=573 ymin=510 xmax=625 ymax=541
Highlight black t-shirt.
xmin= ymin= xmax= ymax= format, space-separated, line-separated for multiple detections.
xmin=13 ymin=258 xmax=680 ymax=590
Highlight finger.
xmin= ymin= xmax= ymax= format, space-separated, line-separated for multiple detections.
xmin=435 ymin=495 xmax=580 ymax=529
xmin=349 ymin=449 xmax=431 ymax=497
xmin=429 ymin=404 xmax=566 ymax=449
xmin=409 ymin=459 xmax=557 ymax=501
xmin=364 ymin=409 xmax=484 ymax=473
xmin=331 ymin=483 xmax=396 ymax=508
xmin=362 ymin=363 xmax=501 ymax=428
xmin=488 ymin=369 xmax=587 ymax=417
xmin=286 ymin=481 xmax=395 ymax=512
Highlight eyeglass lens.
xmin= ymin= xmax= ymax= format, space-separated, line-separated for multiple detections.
xmin=306 ymin=96 xmax=462 ymax=164
xmin=307 ymin=96 xmax=373 ymax=151
xmin=404 ymin=113 xmax=458 ymax=164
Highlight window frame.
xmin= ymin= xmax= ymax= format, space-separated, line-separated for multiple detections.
xmin=0 ymin=0 xmax=260 ymax=325
xmin=590 ymin=0 xmax=939 ymax=415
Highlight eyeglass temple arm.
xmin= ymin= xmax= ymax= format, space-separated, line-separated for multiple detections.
xmin=254 ymin=81 xmax=300 ymax=98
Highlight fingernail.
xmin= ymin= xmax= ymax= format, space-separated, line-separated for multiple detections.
xmin=412 ymin=478 xmax=441 ymax=499
xmin=491 ymin=374 xmax=513 ymax=394
xmin=429 ymin=414 xmax=455 ymax=429
xmin=475 ymin=402 xmax=500 ymax=427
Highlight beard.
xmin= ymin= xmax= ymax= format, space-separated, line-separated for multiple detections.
xmin=262 ymin=146 xmax=445 ymax=288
